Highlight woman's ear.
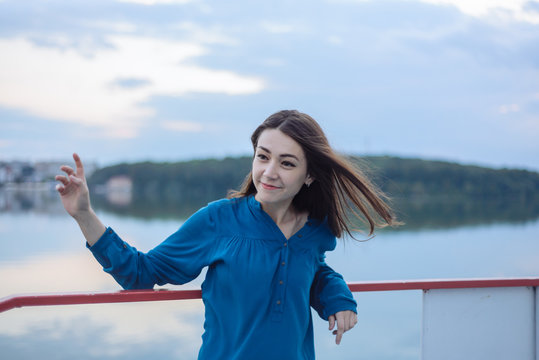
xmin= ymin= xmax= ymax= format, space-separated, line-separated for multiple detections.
xmin=305 ymin=175 xmax=314 ymax=187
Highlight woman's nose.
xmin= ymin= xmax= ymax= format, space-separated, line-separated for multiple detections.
xmin=263 ymin=161 xmax=278 ymax=178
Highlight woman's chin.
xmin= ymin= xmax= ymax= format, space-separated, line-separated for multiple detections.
xmin=255 ymin=191 xmax=282 ymax=204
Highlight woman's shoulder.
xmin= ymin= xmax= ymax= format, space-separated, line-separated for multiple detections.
xmin=207 ymin=196 xmax=248 ymax=211
xmin=310 ymin=216 xmax=333 ymax=235
xmin=183 ymin=197 xmax=250 ymax=232
xmin=203 ymin=196 xmax=251 ymax=219
xmin=308 ymin=217 xmax=337 ymax=252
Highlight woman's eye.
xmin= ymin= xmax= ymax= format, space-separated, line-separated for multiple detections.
xmin=256 ymin=154 xmax=268 ymax=160
xmin=282 ymin=161 xmax=296 ymax=168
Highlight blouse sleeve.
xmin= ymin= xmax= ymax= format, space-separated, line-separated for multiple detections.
xmin=87 ymin=204 xmax=218 ymax=290
xmin=310 ymin=254 xmax=357 ymax=320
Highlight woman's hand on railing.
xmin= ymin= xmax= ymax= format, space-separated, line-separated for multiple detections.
xmin=329 ymin=310 xmax=358 ymax=345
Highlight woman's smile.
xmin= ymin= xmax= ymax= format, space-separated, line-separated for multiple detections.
xmin=261 ymin=182 xmax=281 ymax=190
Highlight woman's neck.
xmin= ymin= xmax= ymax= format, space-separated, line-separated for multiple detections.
xmin=257 ymin=198 xmax=308 ymax=239
xmin=261 ymin=200 xmax=295 ymax=226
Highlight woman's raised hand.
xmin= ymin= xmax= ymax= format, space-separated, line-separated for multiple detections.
xmin=55 ymin=153 xmax=106 ymax=246
xmin=55 ymin=153 xmax=92 ymax=219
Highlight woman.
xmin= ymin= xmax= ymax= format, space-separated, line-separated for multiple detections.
xmin=56 ymin=110 xmax=398 ymax=359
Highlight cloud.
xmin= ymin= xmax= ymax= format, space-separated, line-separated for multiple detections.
xmin=171 ymin=22 xmax=239 ymax=45
xmin=328 ymin=0 xmax=539 ymax=24
xmin=326 ymin=35 xmax=344 ymax=45
xmin=260 ymin=58 xmax=286 ymax=67
xmin=0 ymin=140 xmax=12 ymax=148
xmin=418 ymin=0 xmax=539 ymax=24
xmin=161 ymin=120 xmax=204 ymax=132
xmin=82 ymin=20 xmax=138 ymax=34
xmin=498 ymin=103 xmax=520 ymax=114
xmin=0 ymin=35 xmax=265 ymax=138
xmin=116 ymin=0 xmax=192 ymax=5
xmin=260 ymin=21 xmax=297 ymax=34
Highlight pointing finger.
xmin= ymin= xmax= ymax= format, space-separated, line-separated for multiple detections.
xmin=335 ymin=328 xmax=343 ymax=345
xmin=335 ymin=313 xmax=345 ymax=345
xmin=73 ymin=153 xmax=85 ymax=177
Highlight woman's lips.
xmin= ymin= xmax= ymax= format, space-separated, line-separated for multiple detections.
xmin=261 ymin=182 xmax=280 ymax=190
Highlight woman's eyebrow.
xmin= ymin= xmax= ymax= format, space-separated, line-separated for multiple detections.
xmin=257 ymin=146 xmax=299 ymax=160
xmin=280 ymin=153 xmax=299 ymax=160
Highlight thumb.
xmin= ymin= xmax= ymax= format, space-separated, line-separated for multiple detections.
xmin=328 ymin=315 xmax=335 ymax=330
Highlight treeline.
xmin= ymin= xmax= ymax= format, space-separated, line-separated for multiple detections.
xmin=363 ymin=156 xmax=537 ymax=201
xmin=89 ymin=156 xmax=539 ymax=228
xmin=360 ymin=157 xmax=538 ymax=228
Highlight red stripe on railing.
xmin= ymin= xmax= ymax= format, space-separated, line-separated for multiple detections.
xmin=1 ymin=278 xmax=538 ymax=314
xmin=346 ymin=277 xmax=539 ymax=292
xmin=0 ymin=289 xmax=202 ymax=314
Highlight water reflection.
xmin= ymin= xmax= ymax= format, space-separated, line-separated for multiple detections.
xmin=0 ymin=184 xmax=66 ymax=215
xmin=392 ymin=196 xmax=538 ymax=229
xmin=94 ymin=190 xmax=539 ymax=229
xmin=0 ymin=301 xmax=204 ymax=360
xmin=3 ymin=186 xmax=535 ymax=229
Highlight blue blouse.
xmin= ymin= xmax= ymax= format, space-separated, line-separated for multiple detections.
xmin=89 ymin=195 xmax=357 ymax=360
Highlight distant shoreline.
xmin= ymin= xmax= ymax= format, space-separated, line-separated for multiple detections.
xmin=0 ymin=182 xmax=57 ymax=192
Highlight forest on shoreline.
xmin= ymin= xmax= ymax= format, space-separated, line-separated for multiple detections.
xmin=89 ymin=156 xmax=539 ymax=229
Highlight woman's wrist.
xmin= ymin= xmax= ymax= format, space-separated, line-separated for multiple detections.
xmin=72 ymin=207 xmax=95 ymax=222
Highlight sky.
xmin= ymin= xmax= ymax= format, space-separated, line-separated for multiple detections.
xmin=0 ymin=0 xmax=538 ymax=170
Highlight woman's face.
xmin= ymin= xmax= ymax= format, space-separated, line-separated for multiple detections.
xmin=252 ymin=129 xmax=312 ymax=208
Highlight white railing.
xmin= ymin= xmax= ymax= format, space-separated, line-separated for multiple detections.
xmin=2 ymin=277 xmax=538 ymax=359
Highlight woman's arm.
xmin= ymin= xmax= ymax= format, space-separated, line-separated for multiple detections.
xmin=56 ymin=153 xmax=106 ymax=246
xmin=310 ymin=259 xmax=358 ymax=345
xmin=56 ymin=153 xmax=217 ymax=290
xmin=87 ymin=206 xmax=217 ymax=289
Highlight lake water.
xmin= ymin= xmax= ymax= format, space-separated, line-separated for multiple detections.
xmin=0 ymin=191 xmax=538 ymax=359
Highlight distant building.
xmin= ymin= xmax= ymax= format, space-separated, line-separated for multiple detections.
xmin=105 ymin=175 xmax=133 ymax=206
xmin=0 ymin=160 xmax=98 ymax=186
xmin=0 ymin=161 xmax=33 ymax=183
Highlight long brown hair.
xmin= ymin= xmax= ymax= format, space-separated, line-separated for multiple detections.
xmin=230 ymin=110 xmax=400 ymax=238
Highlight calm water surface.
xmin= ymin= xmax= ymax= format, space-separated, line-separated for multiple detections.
xmin=0 ymin=195 xmax=538 ymax=360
